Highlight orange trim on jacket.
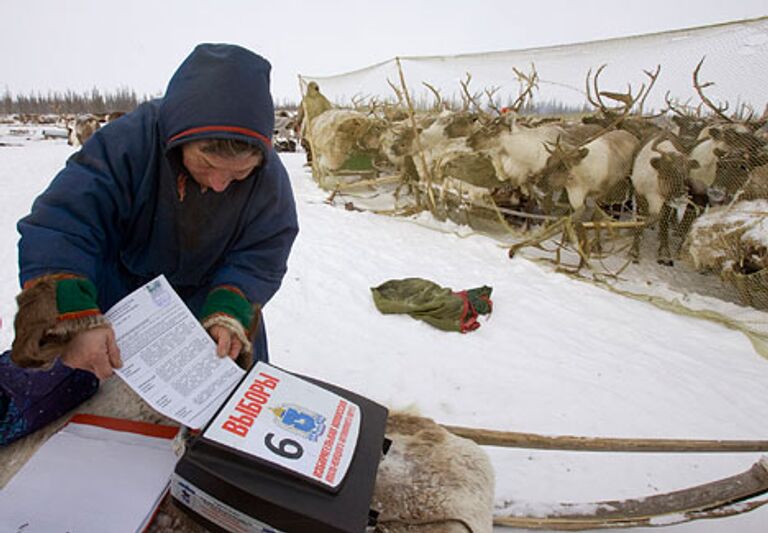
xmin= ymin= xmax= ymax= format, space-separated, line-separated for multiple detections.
xmin=168 ymin=125 xmax=272 ymax=148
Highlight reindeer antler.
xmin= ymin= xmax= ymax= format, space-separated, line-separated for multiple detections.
xmin=422 ymin=81 xmax=443 ymax=112
xmin=350 ymin=92 xmax=373 ymax=111
xmin=585 ymin=65 xmax=606 ymax=111
xmin=588 ymin=65 xmax=629 ymax=114
xmin=484 ymin=86 xmax=503 ymax=115
xmin=366 ymin=97 xmax=382 ymax=117
xmin=459 ymin=73 xmax=484 ymax=113
xmin=693 ymin=56 xmax=732 ymax=122
xmin=506 ymin=63 xmax=539 ymax=114
xmin=637 ymin=65 xmax=661 ymax=115
xmin=586 ymin=64 xmax=657 ymax=118
xmin=665 ymin=90 xmax=692 ymax=118
xmin=386 ymin=78 xmax=405 ymax=106
xmin=735 ymin=102 xmax=756 ymax=122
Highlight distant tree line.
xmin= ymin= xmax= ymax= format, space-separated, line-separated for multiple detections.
xmin=1 ymin=88 xmax=300 ymax=116
xmin=1 ymin=87 xmax=150 ymax=115
xmin=521 ymin=99 xmax=591 ymax=116
xmin=274 ymin=98 xmax=299 ymax=111
xmin=1 ymin=87 xmax=583 ymax=117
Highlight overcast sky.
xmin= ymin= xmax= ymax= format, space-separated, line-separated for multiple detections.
xmin=2 ymin=0 xmax=765 ymax=103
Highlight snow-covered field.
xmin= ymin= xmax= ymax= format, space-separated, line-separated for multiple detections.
xmin=1 ymin=127 xmax=768 ymax=531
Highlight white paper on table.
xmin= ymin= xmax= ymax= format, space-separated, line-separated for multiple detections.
xmin=0 ymin=415 xmax=179 ymax=533
xmin=106 ymin=275 xmax=245 ymax=429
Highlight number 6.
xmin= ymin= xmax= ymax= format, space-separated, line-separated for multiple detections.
xmin=264 ymin=433 xmax=304 ymax=459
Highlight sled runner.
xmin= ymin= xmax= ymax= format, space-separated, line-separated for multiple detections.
xmin=442 ymin=425 xmax=768 ymax=530
xmin=492 ymin=457 xmax=768 ymax=530
xmin=443 ymin=424 xmax=768 ymax=453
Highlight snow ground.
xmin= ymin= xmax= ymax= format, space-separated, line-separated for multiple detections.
xmin=1 ymin=127 xmax=767 ymax=531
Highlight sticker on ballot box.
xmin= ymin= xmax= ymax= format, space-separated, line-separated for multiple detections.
xmin=203 ymin=362 xmax=361 ymax=489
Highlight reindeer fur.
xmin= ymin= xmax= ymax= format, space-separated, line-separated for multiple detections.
xmin=630 ymin=136 xmax=699 ymax=263
xmin=309 ymin=109 xmax=385 ymax=176
xmin=372 ymin=412 xmax=494 ymax=533
xmin=67 ymin=114 xmax=101 ymax=147
xmin=547 ymin=129 xmax=639 ymax=213
xmin=468 ymin=122 xmax=565 ymax=189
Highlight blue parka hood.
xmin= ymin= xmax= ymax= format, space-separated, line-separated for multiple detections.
xmin=160 ymin=44 xmax=275 ymax=154
xmin=18 ymin=43 xmax=298 ymax=318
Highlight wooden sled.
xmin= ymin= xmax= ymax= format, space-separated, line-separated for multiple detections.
xmin=492 ymin=457 xmax=768 ymax=530
xmin=441 ymin=425 xmax=768 ymax=529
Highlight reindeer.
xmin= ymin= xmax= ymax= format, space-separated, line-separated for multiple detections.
xmin=580 ymin=64 xmax=662 ymax=141
xmin=378 ymin=110 xmax=490 ymax=209
xmin=379 ymin=65 xmax=557 ymax=217
xmin=673 ymin=58 xmax=768 ymax=237
xmin=630 ymin=134 xmax=700 ymax=265
xmin=536 ymin=63 xmax=657 ymax=220
xmin=689 ymin=126 xmax=767 ymax=203
xmin=686 ymin=57 xmax=766 ymax=198
xmin=731 ymin=163 xmax=768 ymax=202
xmin=707 ymin=144 xmax=768 ymax=206
xmin=379 ymin=111 xmax=476 ymax=170
xmin=413 ymin=111 xmax=479 ymax=171
xmin=465 ymin=116 xmax=567 ymax=212
xmin=66 ymin=114 xmax=101 ymax=147
xmin=540 ymin=129 xmax=639 ymax=218
xmin=508 ymin=128 xmax=639 ymax=266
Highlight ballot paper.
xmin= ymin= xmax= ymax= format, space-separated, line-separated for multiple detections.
xmin=0 ymin=414 xmax=179 ymax=533
xmin=107 ymin=275 xmax=245 ymax=429
xmin=203 ymin=362 xmax=361 ymax=490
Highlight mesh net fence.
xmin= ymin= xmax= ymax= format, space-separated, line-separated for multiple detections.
xmin=297 ymin=16 xmax=768 ymax=339
xmin=299 ymin=17 xmax=768 ymax=114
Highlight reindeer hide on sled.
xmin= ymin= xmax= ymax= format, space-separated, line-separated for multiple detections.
xmin=371 ymin=412 xmax=495 ymax=533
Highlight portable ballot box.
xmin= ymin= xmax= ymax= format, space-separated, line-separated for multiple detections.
xmin=172 ymin=362 xmax=389 ymax=533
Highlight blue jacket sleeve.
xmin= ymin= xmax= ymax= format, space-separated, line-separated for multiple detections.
xmin=17 ymin=108 xmax=155 ymax=289
xmin=210 ymin=155 xmax=299 ymax=307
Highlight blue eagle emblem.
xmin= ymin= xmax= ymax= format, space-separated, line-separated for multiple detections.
xmin=270 ymin=404 xmax=326 ymax=441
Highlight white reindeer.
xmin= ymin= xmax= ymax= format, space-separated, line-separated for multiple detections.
xmin=542 ymin=129 xmax=639 ymax=217
xmin=630 ymin=134 xmax=700 ymax=265
xmin=467 ymin=119 xmax=565 ymax=191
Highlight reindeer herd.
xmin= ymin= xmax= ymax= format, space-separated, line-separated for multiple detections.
xmin=304 ymin=61 xmax=768 ymax=279
xmin=3 ymin=111 xmax=126 ymax=147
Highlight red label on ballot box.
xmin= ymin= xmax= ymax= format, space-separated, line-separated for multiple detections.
xmin=204 ymin=362 xmax=361 ymax=489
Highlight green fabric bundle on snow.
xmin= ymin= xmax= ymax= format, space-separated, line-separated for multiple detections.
xmin=371 ymin=278 xmax=492 ymax=333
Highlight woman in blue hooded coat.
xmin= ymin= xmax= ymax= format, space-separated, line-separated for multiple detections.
xmin=0 ymin=43 xmax=299 ymax=445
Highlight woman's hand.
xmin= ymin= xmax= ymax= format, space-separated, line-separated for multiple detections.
xmin=208 ymin=324 xmax=242 ymax=360
xmin=60 ymin=326 xmax=122 ymax=379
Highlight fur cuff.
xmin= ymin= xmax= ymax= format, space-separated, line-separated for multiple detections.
xmin=201 ymin=285 xmax=253 ymax=329
xmin=202 ymin=313 xmax=254 ymax=369
xmin=12 ymin=275 xmax=106 ymax=369
xmin=201 ymin=285 xmax=263 ymax=369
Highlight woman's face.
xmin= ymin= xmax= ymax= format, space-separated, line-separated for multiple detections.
xmin=181 ymin=141 xmax=263 ymax=193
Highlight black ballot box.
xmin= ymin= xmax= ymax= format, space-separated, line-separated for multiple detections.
xmin=171 ymin=362 xmax=389 ymax=533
